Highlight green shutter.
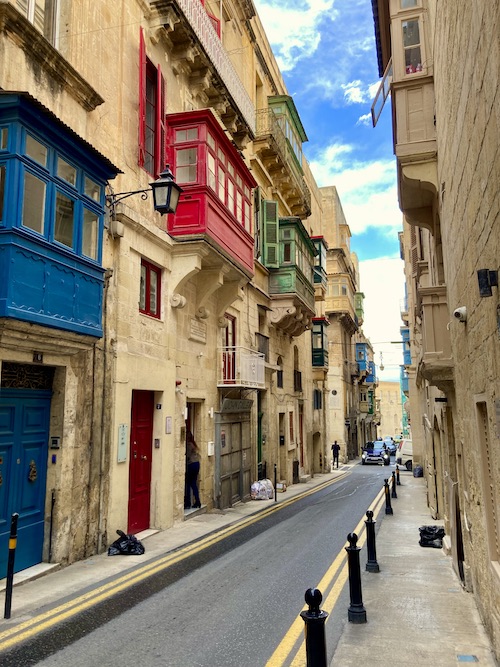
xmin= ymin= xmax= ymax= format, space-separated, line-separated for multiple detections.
xmin=263 ymin=200 xmax=279 ymax=268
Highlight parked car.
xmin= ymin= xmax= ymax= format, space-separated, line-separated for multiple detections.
xmin=396 ymin=439 xmax=413 ymax=470
xmin=378 ymin=437 xmax=397 ymax=454
xmin=361 ymin=442 xmax=391 ymax=466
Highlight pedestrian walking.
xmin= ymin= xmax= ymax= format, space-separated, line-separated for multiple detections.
xmin=332 ymin=441 xmax=340 ymax=469
xmin=185 ymin=432 xmax=201 ymax=508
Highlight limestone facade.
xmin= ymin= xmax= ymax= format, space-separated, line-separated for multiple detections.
xmin=372 ymin=0 xmax=500 ymax=658
xmin=0 ymin=0 xmax=376 ymax=578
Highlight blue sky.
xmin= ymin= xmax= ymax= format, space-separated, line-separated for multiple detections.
xmin=252 ymin=0 xmax=406 ymax=381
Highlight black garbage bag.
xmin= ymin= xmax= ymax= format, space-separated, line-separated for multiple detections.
xmin=108 ymin=529 xmax=145 ymax=556
xmin=413 ymin=465 xmax=423 ymax=477
xmin=419 ymin=525 xmax=445 ymax=548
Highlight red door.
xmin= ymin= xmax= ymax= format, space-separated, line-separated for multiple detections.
xmin=128 ymin=390 xmax=154 ymax=533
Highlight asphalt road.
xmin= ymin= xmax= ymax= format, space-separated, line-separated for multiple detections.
xmin=2 ymin=462 xmax=392 ymax=667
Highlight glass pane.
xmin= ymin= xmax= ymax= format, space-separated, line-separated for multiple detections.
xmin=85 ymin=176 xmax=102 ymax=202
xmin=82 ymin=208 xmax=99 ymax=259
xmin=176 ymin=148 xmax=197 ymax=183
xmin=227 ymin=180 xmax=234 ymax=212
xmin=0 ymin=128 xmax=7 ymax=150
xmin=207 ymin=132 xmax=215 ymax=150
xmin=405 ymin=46 xmax=422 ymax=72
xmin=236 ymin=191 xmax=242 ymax=223
xmin=0 ymin=165 xmax=5 ymax=221
xmin=149 ymin=269 xmax=158 ymax=315
xmin=140 ymin=264 xmax=146 ymax=311
xmin=403 ymin=20 xmax=420 ymax=47
xmin=26 ymin=135 xmax=47 ymax=167
xmin=176 ymin=148 xmax=197 ymax=166
xmin=218 ymin=167 xmax=226 ymax=201
xmin=55 ymin=191 xmax=74 ymax=248
xmin=57 ymin=157 xmax=77 ymax=186
xmin=175 ymin=128 xmax=198 ymax=142
xmin=207 ymin=153 xmax=216 ymax=190
xmin=401 ymin=0 xmax=418 ymax=6
xmin=22 ymin=172 xmax=46 ymax=234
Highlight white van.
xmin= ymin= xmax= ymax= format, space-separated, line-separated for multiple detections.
xmin=396 ymin=439 xmax=413 ymax=470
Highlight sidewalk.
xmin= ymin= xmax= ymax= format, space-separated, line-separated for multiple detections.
xmin=330 ymin=471 xmax=497 ymax=666
xmin=0 ymin=464 xmax=497 ymax=667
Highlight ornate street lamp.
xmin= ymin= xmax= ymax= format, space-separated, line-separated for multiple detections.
xmin=106 ymin=165 xmax=183 ymax=218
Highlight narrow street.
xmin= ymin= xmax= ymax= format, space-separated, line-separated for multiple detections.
xmin=1 ymin=464 xmax=391 ymax=667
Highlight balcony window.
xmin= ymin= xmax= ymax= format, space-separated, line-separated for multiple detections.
xmin=403 ymin=19 xmax=422 ymax=74
xmin=176 ymin=147 xmax=198 ymax=183
xmin=0 ymin=165 xmax=5 ymax=221
xmin=82 ymin=208 xmax=99 ymax=260
xmin=22 ymin=172 xmax=46 ymax=235
xmin=54 ymin=191 xmax=75 ymax=248
xmin=312 ymin=319 xmax=329 ymax=367
xmin=207 ymin=152 xmax=216 ymax=191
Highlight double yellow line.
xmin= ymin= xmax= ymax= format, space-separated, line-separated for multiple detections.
xmin=265 ymin=486 xmax=386 ymax=667
xmin=0 ymin=475 xmax=348 ymax=654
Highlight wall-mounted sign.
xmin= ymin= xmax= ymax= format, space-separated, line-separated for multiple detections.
xmin=165 ymin=416 xmax=172 ymax=434
xmin=118 ymin=424 xmax=128 ymax=463
xmin=221 ymin=398 xmax=253 ymax=413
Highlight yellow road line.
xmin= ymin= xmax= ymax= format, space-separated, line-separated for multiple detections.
xmin=0 ymin=473 xmax=349 ymax=652
xmin=265 ymin=487 xmax=386 ymax=667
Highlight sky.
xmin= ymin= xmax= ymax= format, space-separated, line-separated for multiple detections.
xmin=252 ymin=0 xmax=406 ymax=381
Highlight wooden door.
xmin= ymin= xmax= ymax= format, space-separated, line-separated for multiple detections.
xmin=128 ymin=390 xmax=153 ymax=533
xmin=0 ymin=389 xmax=50 ymax=577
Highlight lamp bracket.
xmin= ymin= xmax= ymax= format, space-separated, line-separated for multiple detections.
xmin=106 ymin=189 xmax=150 ymax=217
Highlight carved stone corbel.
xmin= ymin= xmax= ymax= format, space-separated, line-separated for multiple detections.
xmin=171 ymin=293 xmax=187 ymax=309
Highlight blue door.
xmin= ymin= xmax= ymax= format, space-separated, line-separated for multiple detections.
xmin=0 ymin=389 xmax=51 ymax=578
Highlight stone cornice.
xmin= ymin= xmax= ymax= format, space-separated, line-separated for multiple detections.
xmin=0 ymin=3 xmax=104 ymax=111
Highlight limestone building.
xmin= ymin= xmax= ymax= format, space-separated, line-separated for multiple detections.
xmin=0 ymin=0 xmax=368 ymax=579
xmin=371 ymin=0 xmax=500 ymax=658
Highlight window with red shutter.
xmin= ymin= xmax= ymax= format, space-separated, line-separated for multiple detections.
xmin=138 ymin=29 xmax=166 ymax=178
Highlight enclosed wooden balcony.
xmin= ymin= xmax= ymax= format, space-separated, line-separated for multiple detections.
xmin=253 ymin=109 xmax=311 ymax=218
xmin=417 ymin=285 xmax=454 ymax=390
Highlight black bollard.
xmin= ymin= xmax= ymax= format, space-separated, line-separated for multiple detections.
xmin=365 ymin=510 xmax=379 ymax=573
xmin=391 ymin=471 xmax=398 ymax=499
xmin=384 ymin=479 xmax=393 ymax=515
xmin=300 ymin=588 xmax=328 ymax=667
xmin=4 ymin=513 xmax=19 ymax=619
xmin=274 ymin=463 xmax=278 ymax=503
xmin=396 ymin=465 xmax=401 ymax=485
xmin=345 ymin=532 xmax=367 ymax=623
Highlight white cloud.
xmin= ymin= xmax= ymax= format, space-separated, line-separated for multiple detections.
xmin=342 ymin=80 xmax=365 ymax=104
xmin=309 ymin=145 xmax=402 ymax=234
xmin=254 ymin=0 xmax=336 ymax=72
xmin=357 ymin=113 xmax=372 ymax=126
xmin=359 ymin=257 xmax=406 ymax=382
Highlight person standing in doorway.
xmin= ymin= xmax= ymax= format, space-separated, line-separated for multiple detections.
xmin=186 ymin=432 xmax=201 ymax=509
xmin=331 ymin=441 xmax=341 ymax=469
